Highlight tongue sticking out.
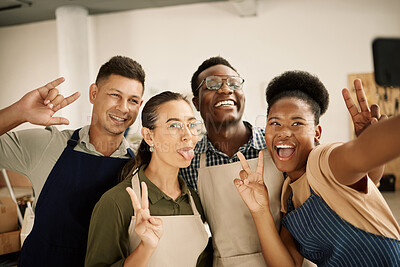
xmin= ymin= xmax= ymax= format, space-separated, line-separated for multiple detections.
xmin=177 ymin=149 xmax=195 ymax=161
xmin=278 ymin=148 xmax=295 ymax=158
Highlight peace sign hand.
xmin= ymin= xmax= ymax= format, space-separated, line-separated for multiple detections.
xmin=126 ymin=182 xmax=163 ymax=250
xmin=234 ymin=151 xmax=270 ymax=213
xmin=342 ymin=79 xmax=388 ymax=137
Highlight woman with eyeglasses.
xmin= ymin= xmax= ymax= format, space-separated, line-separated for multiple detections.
xmin=85 ymin=91 xmax=212 ymax=267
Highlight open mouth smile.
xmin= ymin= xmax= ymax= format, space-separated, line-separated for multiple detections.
xmin=109 ymin=114 xmax=127 ymax=123
xmin=275 ymin=144 xmax=295 ymax=160
xmin=214 ymin=100 xmax=235 ymax=108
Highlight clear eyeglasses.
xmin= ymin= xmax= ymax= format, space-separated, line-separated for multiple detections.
xmin=165 ymin=120 xmax=203 ymax=136
xmin=196 ymin=75 xmax=245 ymax=92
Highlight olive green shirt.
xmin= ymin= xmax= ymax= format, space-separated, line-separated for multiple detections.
xmin=0 ymin=125 xmax=131 ymax=205
xmin=85 ymin=165 xmax=213 ymax=267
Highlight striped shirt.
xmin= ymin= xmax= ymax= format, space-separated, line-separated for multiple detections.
xmin=179 ymin=121 xmax=266 ymax=191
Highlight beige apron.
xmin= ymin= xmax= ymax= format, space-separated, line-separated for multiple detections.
xmin=128 ymin=172 xmax=209 ymax=267
xmin=198 ymin=150 xmax=284 ymax=267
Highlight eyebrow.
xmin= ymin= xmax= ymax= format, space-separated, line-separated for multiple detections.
xmin=267 ymin=116 xmax=307 ymax=121
xmin=291 ymin=116 xmax=307 ymax=121
xmin=166 ymin=117 xmax=197 ymax=123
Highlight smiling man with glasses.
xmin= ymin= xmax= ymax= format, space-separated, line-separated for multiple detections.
xmin=179 ymin=56 xmax=284 ymax=266
xmin=195 ymin=75 xmax=245 ymax=92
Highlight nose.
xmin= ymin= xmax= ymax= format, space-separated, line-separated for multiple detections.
xmin=278 ymin=127 xmax=292 ymax=138
xmin=217 ymin=80 xmax=233 ymax=95
xmin=181 ymin=124 xmax=192 ymax=141
xmin=117 ymin=99 xmax=129 ymax=113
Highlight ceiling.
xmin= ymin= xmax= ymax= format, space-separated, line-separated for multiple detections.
xmin=0 ymin=0 xmax=227 ymax=27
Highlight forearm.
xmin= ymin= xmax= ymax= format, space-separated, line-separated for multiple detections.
xmin=350 ymin=115 xmax=400 ymax=174
xmin=123 ymin=242 xmax=155 ymax=267
xmin=332 ymin=114 xmax=400 ymax=185
xmin=251 ymin=209 xmax=296 ymax=267
xmin=0 ymin=103 xmax=26 ymax=136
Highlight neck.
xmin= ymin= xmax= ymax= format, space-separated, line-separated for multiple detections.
xmin=287 ymin=169 xmax=306 ymax=182
xmin=206 ymin=120 xmax=251 ymax=157
xmin=144 ymin=157 xmax=181 ymax=200
xmin=88 ymin=125 xmax=124 ymax=157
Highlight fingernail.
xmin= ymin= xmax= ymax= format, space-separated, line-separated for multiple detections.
xmin=244 ymin=179 xmax=249 ymax=185
xmin=44 ymin=100 xmax=50 ymax=105
xmin=48 ymin=104 xmax=53 ymax=109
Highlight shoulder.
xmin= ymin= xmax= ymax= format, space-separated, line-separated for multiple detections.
xmin=1 ymin=126 xmax=73 ymax=155
xmin=6 ymin=126 xmax=72 ymax=140
xmin=244 ymin=121 xmax=267 ymax=149
xmin=308 ymin=143 xmax=342 ymax=166
xmin=95 ymin=178 xmax=133 ymax=218
xmin=306 ymin=143 xmax=345 ymax=193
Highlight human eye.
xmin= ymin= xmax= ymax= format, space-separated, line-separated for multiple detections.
xmin=269 ymin=121 xmax=280 ymax=126
xmin=110 ymin=93 xmax=119 ymax=97
xmin=206 ymin=76 xmax=222 ymax=90
xmin=187 ymin=121 xmax=202 ymax=135
xmin=168 ymin=122 xmax=183 ymax=129
xmin=292 ymin=121 xmax=304 ymax=126
xmin=187 ymin=121 xmax=197 ymax=128
xmin=129 ymin=98 xmax=139 ymax=104
xmin=228 ymin=77 xmax=242 ymax=86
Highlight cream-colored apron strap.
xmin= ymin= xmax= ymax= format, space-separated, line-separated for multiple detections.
xmin=261 ymin=149 xmax=268 ymax=158
xmin=187 ymin=190 xmax=200 ymax=216
xmin=130 ymin=170 xmax=141 ymax=205
xmin=199 ymin=153 xmax=206 ymax=168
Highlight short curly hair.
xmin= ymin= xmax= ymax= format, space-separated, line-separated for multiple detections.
xmin=191 ymin=56 xmax=238 ymax=97
xmin=265 ymin=70 xmax=329 ymax=124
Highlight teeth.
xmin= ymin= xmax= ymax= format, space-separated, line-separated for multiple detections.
xmin=276 ymin=144 xmax=294 ymax=149
xmin=215 ymin=100 xmax=234 ymax=107
xmin=110 ymin=114 xmax=125 ymax=122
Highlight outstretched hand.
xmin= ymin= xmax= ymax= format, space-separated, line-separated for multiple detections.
xmin=17 ymin=77 xmax=80 ymax=126
xmin=126 ymin=182 xmax=163 ymax=250
xmin=342 ymin=79 xmax=388 ymax=137
xmin=234 ymin=151 xmax=270 ymax=213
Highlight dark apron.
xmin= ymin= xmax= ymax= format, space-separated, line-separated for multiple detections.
xmin=18 ymin=129 xmax=133 ymax=267
xmin=281 ymin=186 xmax=400 ymax=266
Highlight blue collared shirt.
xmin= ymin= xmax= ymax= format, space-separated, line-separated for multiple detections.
xmin=179 ymin=121 xmax=267 ymax=191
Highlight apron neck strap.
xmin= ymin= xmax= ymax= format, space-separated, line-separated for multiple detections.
xmin=187 ymin=190 xmax=200 ymax=216
xmin=127 ymin=148 xmax=134 ymax=158
xmin=199 ymin=153 xmax=206 ymax=168
xmin=67 ymin=128 xmax=82 ymax=148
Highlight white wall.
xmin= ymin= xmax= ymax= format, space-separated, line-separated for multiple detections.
xmin=1 ymin=0 xmax=399 ymax=142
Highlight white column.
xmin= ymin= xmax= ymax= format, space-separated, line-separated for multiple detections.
xmin=55 ymin=5 xmax=91 ymax=130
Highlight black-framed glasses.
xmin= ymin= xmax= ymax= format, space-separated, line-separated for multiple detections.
xmin=165 ymin=120 xmax=204 ymax=136
xmin=196 ymin=75 xmax=245 ymax=92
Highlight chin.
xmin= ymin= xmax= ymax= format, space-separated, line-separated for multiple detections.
xmin=179 ymin=161 xmax=192 ymax=168
xmin=178 ymin=159 xmax=192 ymax=168
xmin=273 ymin=160 xmax=292 ymax=174
xmin=105 ymin=125 xmax=127 ymax=135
